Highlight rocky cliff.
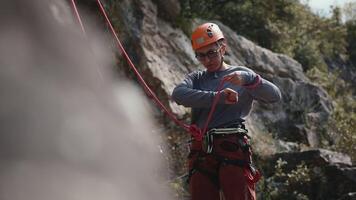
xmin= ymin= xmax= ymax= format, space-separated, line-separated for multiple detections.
xmin=80 ymin=0 xmax=355 ymax=199
xmin=108 ymin=0 xmax=333 ymax=147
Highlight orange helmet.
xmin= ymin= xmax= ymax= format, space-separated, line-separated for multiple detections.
xmin=191 ymin=23 xmax=224 ymax=50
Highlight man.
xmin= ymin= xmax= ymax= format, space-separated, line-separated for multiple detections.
xmin=171 ymin=22 xmax=281 ymax=200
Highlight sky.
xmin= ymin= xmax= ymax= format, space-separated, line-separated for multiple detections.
xmin=304 ymin=0 xmax=356 ymax=16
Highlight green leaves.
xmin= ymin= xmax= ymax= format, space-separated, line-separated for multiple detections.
xmin=346 ymin=20 xmax=356 ymax=67
xmin=178 ymin=0 xmax=351 ymax=72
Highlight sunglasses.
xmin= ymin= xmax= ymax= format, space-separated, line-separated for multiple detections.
xmin=195 ymin=46 xmax=221 ymax=61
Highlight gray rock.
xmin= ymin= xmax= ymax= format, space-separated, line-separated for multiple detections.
xmin=93 ymin=1 xmax=354 ymax=198
xmin=338 ymin=192 xmax=356 ymax=200
xmin=109 ymin=0 xmax=336 ymax=150
xmin=153 ymin=0 xmax=181 ymax=22
xmin=264 ymin=149 xmax=355 ymax=199
xmin=271 ymin=149 xmax=352 ymax=168
xmin=220 ymin=24 xmax=307 ymax=82
xmin=323 ymin=165 xmax=356 ymax=200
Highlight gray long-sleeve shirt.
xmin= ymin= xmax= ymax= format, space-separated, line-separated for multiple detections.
xmin=171 ymin=65 xmax=281 ymax=129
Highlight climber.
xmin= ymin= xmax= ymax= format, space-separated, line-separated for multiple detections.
xmin=171 ymin=22 xmax=282 ymax=200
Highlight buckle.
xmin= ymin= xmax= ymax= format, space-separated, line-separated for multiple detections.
xmin=202 ymin=132 xmax=214 ymax=154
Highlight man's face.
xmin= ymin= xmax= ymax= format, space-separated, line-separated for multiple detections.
xmin=195 ymin=42 xmax=225 ymax=72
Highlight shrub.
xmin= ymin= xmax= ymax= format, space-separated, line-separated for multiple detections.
xmin=258 ymin=158 xmax=311 ymax=200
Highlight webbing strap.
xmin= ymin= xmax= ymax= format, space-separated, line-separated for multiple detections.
xmin=207 ymin=127 xmax=248 ymax=135
xmin=214 ymin=155 xmax=248 ymax=166
xmin=188 ymin=166 xmax=220 ymax=189
xmin=187 ymin=154 xmax=249 ymax=188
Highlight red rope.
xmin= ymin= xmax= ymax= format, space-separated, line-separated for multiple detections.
xmin=70 ymin=0 xmax=87 ymax=36
xmin=95 ymin=0 xmax=190 ymax=130
xmin=202 ymin=80 xmax=226 ymax=135
xmin=69 ymin=0 xmax=227 ymax=141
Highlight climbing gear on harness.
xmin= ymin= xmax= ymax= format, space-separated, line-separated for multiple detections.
xmin=191 ymin=22 xmax=224 ymax=50
xmin=216 ymin=154 xmax=262 ymax=184
xmin=187 ymin=151 xmax=221 ymax=188
xmin=187 ymin=150 xmax=261 ymax=188
xmin=245 ymin=165 xmax=262 ymax=184
xmin=186 ymin=120 xmax=262 ymax=189
xmin=203 ymin=127 xmax=248 ymax=154
xmin=201 ymin=120 xmax=249 ymax=153
xmin=188 ymin=153 xmax=221 ymax=189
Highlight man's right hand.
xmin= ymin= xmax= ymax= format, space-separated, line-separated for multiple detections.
xmin=223 ymin=71 xmax=245 ymax=86
xmin=222 ymin=88 xmax=238 ymax=104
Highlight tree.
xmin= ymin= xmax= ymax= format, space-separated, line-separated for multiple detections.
xmin=346 ymin=20 xmax=356 ymax=67
xmin=343 ymin=2 xmax=356 ymax=22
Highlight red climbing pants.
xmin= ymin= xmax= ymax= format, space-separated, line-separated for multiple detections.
xmin=188 ymin=135 xmax=257 ymax=200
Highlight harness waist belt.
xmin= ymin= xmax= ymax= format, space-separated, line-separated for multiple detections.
xmin=207 ymin=127 xmax=248 ymax=135
xmin=203 ymin=127 xmax=250 ymax=154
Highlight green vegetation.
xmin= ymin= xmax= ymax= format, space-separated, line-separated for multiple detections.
xmin=178 ymin=0 xmax=356 ymax=161
xmin=258 ymin=159 xmax=314 ymax=200
xmin=307 ymin=67 xmax=356 ymax=161
xmin=346 ymin=20 xmax=356 ymax=68
xmin=179 ymin=0 xmax=350 ymax=69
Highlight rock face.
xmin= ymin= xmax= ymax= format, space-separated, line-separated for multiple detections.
xmin=152 ymin=0 xmax=181 ymax=22
xmin=78 ymin=0 xmax=354 ymax=198
xmin=264 ymin=149 xmax=356 ymax=200
xmin=268 ymin=149 xmax=352 ymax=171
xmin=217 ymin=22 xmax=334 ymax=148
xmin=110 ymin=0 xmax=197 ymax=118
xmin=108 ymin=0 xmax=333 ymax=148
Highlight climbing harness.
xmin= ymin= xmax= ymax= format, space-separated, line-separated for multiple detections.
xmin=187 ymin=124 xmax=261 ymax=188
xmin=203 ymin=127 xmax=248 ymax=153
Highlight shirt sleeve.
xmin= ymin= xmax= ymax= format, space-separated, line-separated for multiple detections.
xmin=171 ymin=72 xmax=224 ymax=108
xmin=238 ymin=67 xmax=282 ymax=103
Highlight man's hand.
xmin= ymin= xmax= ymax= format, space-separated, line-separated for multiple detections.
xmin=223 ymin=71 xmax=245 ymax=86
xmin=222 ymin=88 xmax=238 ymax=104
